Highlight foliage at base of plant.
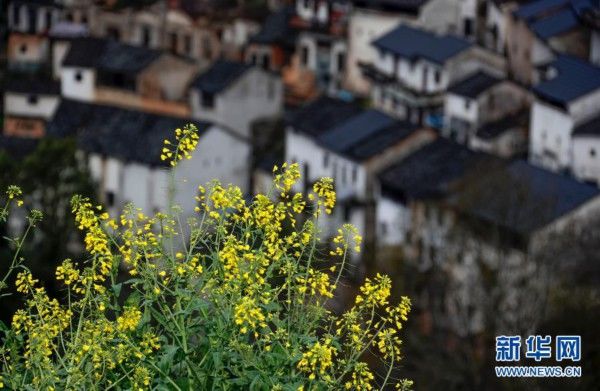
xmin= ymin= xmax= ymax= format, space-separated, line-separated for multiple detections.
xmin=0 ymin=128 xmax=412 ymax=390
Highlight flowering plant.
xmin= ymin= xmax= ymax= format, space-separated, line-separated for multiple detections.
xmin=0 ymin=126 xmax=411 ymax=390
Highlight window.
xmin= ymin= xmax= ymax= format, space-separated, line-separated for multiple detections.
xmin=352 ymin=166 xmax=357 ymax=183
xmin=262 ymin=54 xmax=270 ymax=70
xmin=81 ymin=15 xmax=88 ymax=24
xmin=380 ymin=222 xmax=388 ymax=236
xmin=27 ymin=95 xmax=38 ymax=105
xmin=336 ymin=52 xmax=345 ymax=72
xmin=105 ymin=191 xmax=115 ymax=207
xmin=106 ymin=27 xmax=120 ymax=40
xmin=434 ymin=69 xmax=441 ymax=84
xmin=590 ymin=148 xmax=596 ymax=158
xmin=45 ymin=10 xmax=52 ymax=30
xmin=141 ymin=25 xmax=152 ymax=47
xmin=463 ymin=18 xmax=473 ymax=36
xmin=203 ymin=37 xmax=212 ymax=59
xmin=12 ymin=4 xmax=21 ymax=26
xmin=301 ymin=46 xmax=309 ymax=66
xmin=75 ymin=71 xmax=83 ymax=82
xmin=488 ymin=94 xmax=495 ymax=109
xmin=201 ymin=91 xmax=214 ymax=108
xmin=323 ymin=152 xmax=329 ymax=168
xmin=184 ymin=35 xmax=192 ymax=55
xmin=66 ymin=12 xmax=73 ymax=22
xmin=19 ymin=44 xmax=27 ymax=53
xmin=267 ymin=79 xmax=275 ymax=100
xmin=464 ymin=99 xmax=471 ymax=110
xmin=342 ymin=166 xmax=347 ymax=185
xmin=169 ymin=32 xmax=178 ymax=53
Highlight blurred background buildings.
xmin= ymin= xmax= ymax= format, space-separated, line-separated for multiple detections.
xmin=1 ymin=0 xmax=600 ymax=389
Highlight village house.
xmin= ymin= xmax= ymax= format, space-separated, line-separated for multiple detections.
xmin=6 ymin=0 xmax=63 ymax=71
xmin=505 ymin=0 xmax=599 ymax=85
xmin=344 ymin=0 xmax=484 ymax=96
xmin=529 ymin=55 xmax=600 ymax=175
xmin=376 ymin=138 xmax=600 ymax=336
xmin=58 ymin=37 xmax=198 ymax=117
xmin=443 ymin=70 xmax=530 ymax=148
xmin=46 ymin=99 xmax=251 ymax=220
xmin=285 ymin=96 xmax=435 ymax=255
xmin=360 ymin=24 xmax=504 ymax=126
xmin=470 ymin=109 xmax=530 ymax=157
xmin=188 ymin=60 xmax=283 ymax=138
xmin=3 ymin=79 xmax=61 ymax=138
xmin=290 ymin=0 xmax=351 ymax=94
xmin=245 ymin=6 xmax=297 ymax=72
xmin=571 ymin=113 xmax=600 ymax=185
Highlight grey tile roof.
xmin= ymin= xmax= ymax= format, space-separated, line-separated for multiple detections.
xmin=573 ymin=113 xmax=600 ymax=137
xmin=343 ymin=120 xmax=419 ymax=161
xmin=250 ymin=6 xmax=296 ymax=46
xmin=286 ymin=96 xmax=362 ymax=138
xmin=5 ymin=78 xmax=60 ymax=95
xmin=61 ymin=37 xmax=109 ymax=68
xmin=529 ymin=7 xmax=579 ymax=38
xmin=62 ymin=38 xmax=162 ymax=75
xmin=447 ymin=71 xmax=502 ymax=99
xmin=0 ymin=135 xmax=39 ymax=159
xmin=475 ymin=110 xmax=529 ymax=140
xmin=533 ymin=55 xmax=600 ymax=106
xmin=379 ymin=138 xmax=490 ymax=200
xmin=352 ymin=0 xmax=429 ymax=14
xmin=318 ymin=109 xmax=395 ymax=153
xmin=190 ymin=60 xmax=252 ymax=94
xmin=514 ymin=0 xmax=570 ymax=19
xmin=449 ymin=160 xmax=600 ymax=235
xmin=372 ymin=24 xmax=471 ymax=65
xmin=47 ymin=100 xmax=209 ymax=167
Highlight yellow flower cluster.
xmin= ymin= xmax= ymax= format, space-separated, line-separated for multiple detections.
xmin=55 ymin=259 xmax=81 ymax=290
xmin=297 ymin=338 xmax=336 ymax=381
xmin=309 ymin=177 xmax=336 ymax=215
xmin=355 ymin=273 xmax=392 ymax=307
xmin=5 ymin=185 xmax=23 ymax=207
xmin=331 ymin=223 xmax=363 ymax=256
xmin=1 ymin=126 xmax=412 ymax=389
xmin=345 ymin=362 xmax=374 ymax=390
xmin=160 ymin=124 xmax=200 ymax=167
xmin=273 ymin=162 xmax=301 ymax=195
xmin=234 ymin=296 xmax=266 ymax=334
xmin=296 ymin=268 xmax=334 ymax=299
xmin=117 ymin=306 xmax=143 ymax=332
xmin=71 ymin=197 xmax=113 ymax=290
xmin=15 ymin=271 xmax=38 ymax=294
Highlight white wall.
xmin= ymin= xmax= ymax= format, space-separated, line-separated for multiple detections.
xmin=568 ymin=88 xmax=600 ymax=125
xmin=591 ymin=30 xmax=600 ymax=66
xmin=61 ymin=67 xmax=96 ymax=101
xmin=572 ymin=136 xmax=600 ymax=185
xmin=88 ymin=125 xmax=250 ymax=220
xmin=419 ymin=0 xmax=462 ymax=34
xmin=4 ymin=92 xmax=60 ymax=119
xmin=173 ymin=125 xmax=251 ymax=219
xmin=376 ymin=196 xmax=411 ymax=246
xmin=444 ymin=93 xmax=479 ymax=125
xmin=345 ymin=9 xmax=403 ymax=95
xmin=486 ymin=2 xmax=506 ymax=53
xmin=529 ymin=101 xmax=573 ymax=171
xmin=375 ymin=51 xmax=450 ymax=94
xmin=191 ymin=68 xmax=282 ymax=138
xmin=285 ymin=128 xmax=367 ymax=200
